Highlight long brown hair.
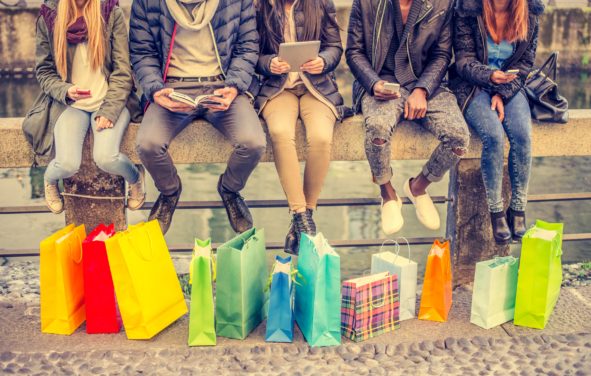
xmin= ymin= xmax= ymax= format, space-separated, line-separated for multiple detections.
xmin=255 ymin=0 xmax=339 ymax=53
xmin=54 ymin=0 xmax=105 ymax=79
xmin=483 ymin=0 xmax=529 ymax=43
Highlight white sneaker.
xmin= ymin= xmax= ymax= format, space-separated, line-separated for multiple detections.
xmin=127 ymin=166 xmax=146 ymax=211
xmin=404 ymin=178 xmax=440 ymax=230
xmin=44 ymin=181 xmax=64 ymax=214
xmin=381 ymin=195 xmax=404 ymax=235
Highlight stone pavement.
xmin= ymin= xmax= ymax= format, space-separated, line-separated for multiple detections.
xmin=1 ymin=260 xmax=591 ymax=375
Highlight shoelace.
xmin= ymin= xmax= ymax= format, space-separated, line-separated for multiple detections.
xmin=224 ymin=192 xmax=246 ymax=219
xmin=154 ymin=194 xmax=175 ymax=218
xmin=295 ymin=213 xmax=314 ymax=235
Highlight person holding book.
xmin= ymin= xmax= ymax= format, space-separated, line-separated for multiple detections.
xmin=32 ymin=0 xmax=145 ymax=214
xmin=346 ymin=0 xmax=470 ymax=235
xmin=253 ymin=0 xmax=345 ymax=254
xmin=451 ymin=0 xmax=544 ymax=244
xmin=130 ymin=0 xmax=266 ymax=234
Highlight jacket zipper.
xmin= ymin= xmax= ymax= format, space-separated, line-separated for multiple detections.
xmin=406 ymin=4 xmax=433 ymax=80
xmin=462 ymin=16 xmax=488 ymax=112
xmin=144 ymin=23 xmax=179 ymax=112
xmin=372 ymin=0 xmax=387 ymax=70
xmin=208 ymin=23 xmax=226 ymax=78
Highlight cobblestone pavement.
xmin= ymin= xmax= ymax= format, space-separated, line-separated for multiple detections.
xmin=1 ymin=260 xmax=591 ymax=375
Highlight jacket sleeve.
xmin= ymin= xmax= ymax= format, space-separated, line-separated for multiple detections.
xmin=453 ymin=14 xmax=495 ymax=89
xmin=493 ymin=16 xmax=539 ymax=102
xmin=129 ymin=0 xmax=164 ymax=101
xmin=97 ymin=8 xmax=133 ymax=124
xmin=224 ymin=0 xmax=260 ymax=92
xmin=415 ymin=7 xmax=453 ymax=97
xmin=256 ymin=53 xmax=275 ymax=76
xmin=345 ymin=0 xmax=381 ymax=95
xmin=318 ymin=0 xmax=343 ymax=74
xmin=34 ymin=17 xmax=73 ymax=105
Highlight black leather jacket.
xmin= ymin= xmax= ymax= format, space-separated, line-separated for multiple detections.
xmin=345 ymin=0 xmax=455 ymax=112
xmin=449 ymin=0 xmax=544 ymax=112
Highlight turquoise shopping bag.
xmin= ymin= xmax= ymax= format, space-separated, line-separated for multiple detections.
xmin=514 ymin=220 xmax=563 ymax=329
xmin=215 ymin=228 xmax=268 ymax=339
xmin=470 ymin=256 xmax=519 ymax=329
xmin=295 ymin=232 xmax=341 ymax=347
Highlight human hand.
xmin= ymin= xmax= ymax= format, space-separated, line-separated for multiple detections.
xmin=67 ymin=86 xmax=92 ymax=101
xmin=491 ymin=94 xmax=505 ymax=121
xmin=300 ymin=57 xmax=325 ymax=74
xmin=270 ymin=56 xmax=291 ymax=74
xmin=95 ymin=116 xmax=113 ymax=131
xmin=154 ymin=88 xmax=195 ymax=113
xmin=404 ymin=88 xmax=428 ymax=120
xmin=372 ymin=80 xmax=401 ymax=101
xmin=490 ymin=70 xmax=518 ymax=85
xmin=205 ymin=87 xmax=239 ymax=112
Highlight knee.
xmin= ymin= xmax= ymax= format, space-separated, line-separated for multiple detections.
xmin=93 ymin=152 xmax=117 ymax=171
xmin=482 ymin=130 xmax=505 ymax=155
xmin=237 ymin=135 xmax=266 ymax=158
xmin=449 ymin=126 xmax=471 ymax=156
xmin=509 ymin=128 xmax=531 ymax=151
xmin=136 ymin=137 xmax=167 ymax=159
xmin=365 ymin=122 xmax=391 ymax=148
xmin=267 ymin=126 xmax=294 ymax=145
xmin=308 ymin=133 xmax=333 ymax=151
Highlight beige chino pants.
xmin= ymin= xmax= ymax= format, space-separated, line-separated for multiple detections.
xmin=262 ymin=87 xmax=336 ymax=212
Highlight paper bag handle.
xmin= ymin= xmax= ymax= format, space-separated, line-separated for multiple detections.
xmin=69 ymin=231 xmax=84 ymax=264
xmin=379 ymin=237 xmax=411 ymax=263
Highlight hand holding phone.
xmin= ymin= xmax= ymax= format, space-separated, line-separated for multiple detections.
xmin=504 ymin=69 xmax=520 ymax=75
xmin=67 ymin=86 xmax=92 ymax=101
xmin=383 ymin=82 xmax=400 ymax=94
xmin=76 ymin=89 xmax=91 ymax=95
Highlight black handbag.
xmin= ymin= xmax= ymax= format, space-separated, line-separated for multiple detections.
xmin=525 ymin=52 xmax=569 ymax=123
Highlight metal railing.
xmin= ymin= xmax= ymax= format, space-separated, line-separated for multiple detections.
xmin=2 ymin=192 xmax=590 ymax=257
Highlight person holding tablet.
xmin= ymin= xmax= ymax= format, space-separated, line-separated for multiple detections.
xmin=253 ymin=0 xmax=344 ymax=254
xmin=130 ymin=0 xmax=265 ymax=235
xmin=346 ymin=0 xmax=470 ymax=235
xmin=451 ymin=0 xmax=544 ymax=244
xmin=32 ymin=0 xmax=145 ymax=215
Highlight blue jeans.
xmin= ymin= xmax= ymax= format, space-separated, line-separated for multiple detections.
xmin=45 ymin=106 xmax=139 ymax=184
xmin=465 ymin=90 xmax=532 ymax=213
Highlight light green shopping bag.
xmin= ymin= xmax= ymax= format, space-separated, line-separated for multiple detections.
xmin=514 ymin=220 xmax=563 ymax=329
xmin=295 ymin=232 xmax=341 ymax=347
xmin=215 ymin=228 xmax=268 ymax=339
xmin=188 ymin=239 xmax=216 ymax=346
xmin=470 ymin=256 xmax=519 ymax=329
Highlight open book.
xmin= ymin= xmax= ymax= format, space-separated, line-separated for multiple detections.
xmin=169 ymin=91 xmax=222 ymax=107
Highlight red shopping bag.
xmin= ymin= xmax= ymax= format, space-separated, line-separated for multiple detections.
xmin=82 ymin=224 xmax=120 ymax=334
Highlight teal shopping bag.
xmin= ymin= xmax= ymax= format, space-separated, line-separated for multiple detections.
xmin=470 ymin=256 xmax=519 ymax=329
xmin=295 ymin=232 xmax=341 ymax=347
xmin=216 ymin=228 xmax=269 ymax=339
xmin=514 ymin=220 xmax=563 ymax=329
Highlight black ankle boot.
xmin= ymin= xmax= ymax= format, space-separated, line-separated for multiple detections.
xmin=490 ymin=211 xmax=512 ymax=245
xmin=507 ymin=208 xmax=527 ymax=241
xmin=284 ymin=210 xmax=316 ymax=255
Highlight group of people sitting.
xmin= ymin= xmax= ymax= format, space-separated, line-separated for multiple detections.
xmin=30 ymin=0 xmax=544 ymax=253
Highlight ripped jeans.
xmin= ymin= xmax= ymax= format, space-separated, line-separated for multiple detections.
xmin=362 ymin=88 xmax=470 ymax=185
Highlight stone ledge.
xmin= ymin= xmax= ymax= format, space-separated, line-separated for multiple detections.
xmin=1 ymin=110 xmax=590 ymax=168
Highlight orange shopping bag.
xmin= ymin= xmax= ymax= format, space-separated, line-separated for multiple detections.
xmin=418 ymin=240 xmax=452 ymax=322
xmin=40 ymin=224 xmax=87 ymax=334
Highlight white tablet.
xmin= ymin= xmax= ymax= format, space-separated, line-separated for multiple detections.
xmin=278 ymin=41 xmax=321 ymax=72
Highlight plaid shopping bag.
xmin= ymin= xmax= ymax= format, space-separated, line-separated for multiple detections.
xmin=341 ymin=272 xmax=400 ymax=342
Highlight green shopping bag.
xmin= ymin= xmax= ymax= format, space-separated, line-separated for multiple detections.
xmin=470 ymin=256 xmax=519 ymax=329
xmin=188 ymin=239 xmax=216 ymax=346
xmin=514 ymin=220 xmax=563 ymax=329
xmin=215 ymin=228 xmax=268 ymax=339
xmin=295 ymin=232 xmax=341 ymax=347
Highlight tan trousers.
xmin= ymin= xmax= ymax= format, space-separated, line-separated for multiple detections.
xmin=262 ymin=87 xmax=336 ymax=212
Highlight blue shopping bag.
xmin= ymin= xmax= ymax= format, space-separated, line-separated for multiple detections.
xmin=265 ymin=255 xmax=294 ymax=342
xmin=295 ymin=233 xmax=341 ymax=347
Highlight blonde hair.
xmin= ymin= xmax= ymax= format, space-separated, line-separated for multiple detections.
xmin=53 ymin=0 xmax=105 ymax=79
xmin=483 ymin=0 xmax=529 ymax=44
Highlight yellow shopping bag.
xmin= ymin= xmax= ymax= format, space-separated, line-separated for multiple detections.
xmin=106 ymin=220 xmax=187 ymax=339
xmin=40 ymin=224 xmax=87 ymax=335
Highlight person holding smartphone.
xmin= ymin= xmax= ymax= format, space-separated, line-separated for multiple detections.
xmin=451 ymin=0 xmax=544 ymax=244
xmin=346 ymin=0 xmax=470 ymax=235
xmin=253 ymin=0 xmax=344 ymax=254
xmin=33 ymin=0 xmax=145 ymax=214
xmin=131 ymin=0 xmax=265 ymax=234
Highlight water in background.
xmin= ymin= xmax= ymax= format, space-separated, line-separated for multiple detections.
xmin=0 ymin=73 xmax=590 ymax=280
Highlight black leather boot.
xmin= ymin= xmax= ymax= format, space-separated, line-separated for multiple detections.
xmin=507 ymin=208 xmax=527 ymax=241
xmin=490 ymin=211 xmax=512 ymax=245
xmin=284 ymin=209 xmax=317 ymax=255
xmin=217 ymin=175 xmax=253 ymax=233
xmin=149 ymin=181 xmax=182 ymax=235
